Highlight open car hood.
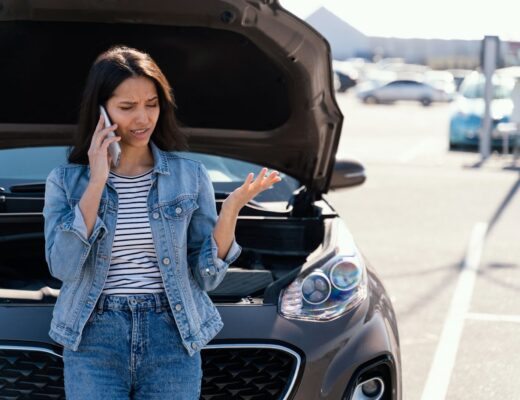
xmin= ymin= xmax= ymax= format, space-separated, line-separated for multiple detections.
xmin=0 ymin=0 xmax=343 ymax=194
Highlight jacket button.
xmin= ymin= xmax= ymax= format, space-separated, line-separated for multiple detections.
xmin=175 ymin=304 xmax=182 ymax=311
xmin=152 ymin=212 xmax=160 ymax=219
xmin=175 ymin=207 xmax=182 ymax=214
xmin=191 ymin=343 xmax=197 ymax=350
xmin=162 ymin=257 xmax=170 ymax=265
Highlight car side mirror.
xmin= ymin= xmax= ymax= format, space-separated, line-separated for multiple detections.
xmin=329 ymin=158 xmax=366 ymax=190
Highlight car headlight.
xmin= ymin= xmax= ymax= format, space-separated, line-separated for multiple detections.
xmin=279 ymin=253 xmax=367 ymax=321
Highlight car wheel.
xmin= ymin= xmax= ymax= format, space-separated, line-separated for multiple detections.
xmin=420 ymin=97 xmax=432 ymax=106
xmin=364 ymin=95 xmax=379 ymax=104
xmin=449 ymin=142 xmax=471 ymax=152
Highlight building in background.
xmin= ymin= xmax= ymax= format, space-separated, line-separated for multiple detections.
xmin=305 ymin=7 xmax=520 ymax=69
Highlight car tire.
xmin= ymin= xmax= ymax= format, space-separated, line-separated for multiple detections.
xmin=364 ymin=95 xmax=379 ymax=104
xmin=420 ymin=97 xmax=432 ymax=106
xmin=449 ymin=142 xmax=471 ymax=152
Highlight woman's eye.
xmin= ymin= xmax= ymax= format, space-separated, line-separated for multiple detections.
xmin=119 ymin=104 xmax=157 ymax=111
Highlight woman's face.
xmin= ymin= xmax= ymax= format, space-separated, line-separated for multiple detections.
xmin=105 ymin=76 xmax=160 ymax=149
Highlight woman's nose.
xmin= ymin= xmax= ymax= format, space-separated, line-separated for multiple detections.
xmin=135 ymin=107 xmax=150 ymax=124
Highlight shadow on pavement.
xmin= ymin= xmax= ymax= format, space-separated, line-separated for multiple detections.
xmin=477 ymin=265 xmax=520 ymax=292
xmin=486 ymin=174 xmax=520 ymax=237
xmin=395 ymin=262 xmax=461 ymax=322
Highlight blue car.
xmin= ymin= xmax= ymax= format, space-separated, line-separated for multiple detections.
xmin=449 ymin=72 xmax=515 ymax=150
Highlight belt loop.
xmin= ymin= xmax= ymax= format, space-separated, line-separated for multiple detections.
xmin=96 ymin=294 xmax=106 ymax=314
xmin=153 ymin=292 xmax=162 ymax=313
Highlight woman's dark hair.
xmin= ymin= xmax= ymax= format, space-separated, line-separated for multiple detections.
xmin=68 ymin=45 xmax=188 ymax=164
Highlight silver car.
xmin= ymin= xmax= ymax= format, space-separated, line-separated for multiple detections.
xmin=357 ymin=79 xmax=453 ymax=106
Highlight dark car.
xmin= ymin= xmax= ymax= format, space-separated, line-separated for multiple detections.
xmin=0 ymin=1 xmax=401 ymax=399
xmin=334 ymin=70 xmax=358 ymax=93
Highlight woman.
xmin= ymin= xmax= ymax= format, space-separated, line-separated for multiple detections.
xmin=43 ymin=46 xmax=281 ymax=399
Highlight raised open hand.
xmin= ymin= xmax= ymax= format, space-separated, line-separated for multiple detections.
xmin=223 ymin=168 xmax=282 ymax=213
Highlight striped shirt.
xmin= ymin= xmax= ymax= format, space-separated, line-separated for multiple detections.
xmin=102 ymin=169 xmax=165 ymax=295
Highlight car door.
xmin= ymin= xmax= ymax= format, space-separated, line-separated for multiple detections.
xmin=376 ymin=81 xmax=404 ymax=101
xmin=398 ymin=80 xmax=427 ymax=100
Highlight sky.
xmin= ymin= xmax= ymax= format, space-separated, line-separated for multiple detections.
xmin=280 ymin=0 xmax=520 ymax=42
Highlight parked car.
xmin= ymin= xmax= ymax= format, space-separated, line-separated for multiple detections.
xmin=446 ymin=69 xmax=474 ymax=91
xmin=332 ymin=60 xmax=360 ymax=93
xmin=448 ymin=71 xmax=515 ymax=150
xmin=333 ymin=69 xmax=358 ymax=92
xmin=0 ymin=1 xmax=401 ymax=399
xmin=424 ymin=70 xmax=456 ymax=97
xmin=357 ymin=79 xmax=453 ymax=106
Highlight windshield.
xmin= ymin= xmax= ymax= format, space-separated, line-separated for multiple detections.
xmin=0 ymin=146 xmax=300 ymax=204
xmin=460 ymin=76 xmax=514 ymax=99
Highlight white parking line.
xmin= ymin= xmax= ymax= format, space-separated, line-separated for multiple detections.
xmin=466 ymin=312 xmax=520 ymax=324
xmin=420 ymin=222 xmax=488 ymax=400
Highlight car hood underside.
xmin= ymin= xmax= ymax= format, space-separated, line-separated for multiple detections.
xmin=0 ymin=0 xmax=343 ymax=194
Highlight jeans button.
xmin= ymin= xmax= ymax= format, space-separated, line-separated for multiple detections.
xmin=191 ymin=342 xmax=197 ymax=350
xmin=175 ymin=304 xmax=182 ymax=311
xmin=130 ymin=299 xmax=137 ymax=305
xmin=152 ymin=212 xmax=160 ymax=219
xmin=162 ymin=257 xmax=170 ymax=265
xmin=175 ymin=207 xmax=182 ymax=215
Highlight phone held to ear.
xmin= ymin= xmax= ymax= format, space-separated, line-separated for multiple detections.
xmin=99 ymin=105 xmax=121 ymax=168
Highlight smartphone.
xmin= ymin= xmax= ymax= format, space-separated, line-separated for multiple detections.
xmin=99 ymin=105 xmax=121 ymax=168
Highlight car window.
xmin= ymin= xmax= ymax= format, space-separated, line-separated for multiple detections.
xmin=0 ymin=146 xmax=300 ymax=203
xmin=460 ymin=76 xmax=514 ymax=99
xmin=387 ymin=81 xmax=419 ymax=86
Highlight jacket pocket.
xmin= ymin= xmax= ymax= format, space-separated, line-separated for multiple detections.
xmin=160 ymin=196 xmax=199 ymax=250
xmin=162 ymin=197 xmax=199 ymax=220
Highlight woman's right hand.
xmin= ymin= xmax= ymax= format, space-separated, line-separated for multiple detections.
xmin=87 ymin=114 xmax=121 ymax=186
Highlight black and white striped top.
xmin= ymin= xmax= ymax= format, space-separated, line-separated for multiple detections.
xmin=102 ymin=169 xmax=165 ymax=295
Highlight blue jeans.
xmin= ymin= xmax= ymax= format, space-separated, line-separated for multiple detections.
xmin=63 ymin=292 xmax=202 ymax=399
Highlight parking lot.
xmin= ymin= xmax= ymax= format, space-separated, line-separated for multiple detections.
xmin=326 ymin=93 xmax=520 ymax=399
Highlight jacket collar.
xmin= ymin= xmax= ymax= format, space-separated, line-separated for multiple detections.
xmin=85 ymin=140 xmax=170 ymax=178
xmin=150 ymin=141 xmax=170 ymax=176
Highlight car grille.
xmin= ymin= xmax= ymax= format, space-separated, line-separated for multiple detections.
xmin=201 ymin=346 xmax=298 ymax=400
xmin=0 ymin=345 xmax=300 ymax=400
xmin=0 ymin=348 xmax=64 ymax=400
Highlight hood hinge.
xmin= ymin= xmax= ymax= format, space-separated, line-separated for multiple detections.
xmin=288 ymin=186 xmax=316 ymax=217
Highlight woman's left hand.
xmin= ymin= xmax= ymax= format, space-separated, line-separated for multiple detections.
xmin=223 ymin=168 xmax=282 ymax=213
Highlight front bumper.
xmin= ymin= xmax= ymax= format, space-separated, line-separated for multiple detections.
xmin=0 ymin=273 xmax=401 ymax=399
xmin=449 ymin=115 xmax=510 ymax=149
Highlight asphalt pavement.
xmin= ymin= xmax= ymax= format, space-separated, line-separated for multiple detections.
xmin=325 ymin=93 xmax=520 ymax=400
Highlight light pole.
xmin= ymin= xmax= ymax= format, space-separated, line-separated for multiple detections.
xmin=480 ymin=36 xmax=500 ymax=161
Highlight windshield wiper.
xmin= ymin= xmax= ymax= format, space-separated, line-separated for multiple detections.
xmin=9 ymin=182 xmax=46 ymax=193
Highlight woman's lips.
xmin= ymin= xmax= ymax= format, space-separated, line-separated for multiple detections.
xmin=130 ymin=128 xmax=149 ymax=139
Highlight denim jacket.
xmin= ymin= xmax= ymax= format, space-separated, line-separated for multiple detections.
xmin=43 ymin=142 xmax=242 ymax=356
